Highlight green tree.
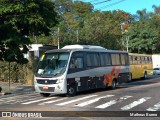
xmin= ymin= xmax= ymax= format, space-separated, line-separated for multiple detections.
xmin=52 ymin=0 xmax=93 ymax=47
xmin=80 ymin=10 xmax=132 ymax=50
xmin=128 ymin=9 xmax=159 ymax=54
xmin=0 ymin=0 xmax=58 ymax=63
xmin=151 ymin=5 xmax=160 ymax=53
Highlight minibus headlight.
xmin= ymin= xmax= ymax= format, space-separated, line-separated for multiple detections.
xmin=56 ymin=78 xmax=64 ymax=84
xmin=34 ymin=79 xmax=37 ymax=84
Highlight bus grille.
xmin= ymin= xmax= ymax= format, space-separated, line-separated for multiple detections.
xmin=37 ymin=79 xmax=57 ymax=84
xmin=39 ymin=87 xmax=55 ymax=92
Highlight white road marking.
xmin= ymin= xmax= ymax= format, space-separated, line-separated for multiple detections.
xmin=0 ymin=99 xmax=15 ymax=104
xmin=0 ymin=94 xmax=41 ymax=104
xmin=56 ymin=95 xmax=97 ymax=106
xmin=0 ymin=94 xmax=31 ymax=101
xmin=121 ymin=97 xmax=151 ymax=110
xmin=38 ymin=98 xmax=67 ymax=105
xmin=96 ymin=96 xmax=132 ymax=109
xmin=146 ymin=102 xmax=160 ymax=111
xmin=10 ymin=96 xmax=43 ymax=104
xmin=21 ymin=97 xmax=57 ymax=104
xmin=75 ymin=95 xmax=114 ymax=107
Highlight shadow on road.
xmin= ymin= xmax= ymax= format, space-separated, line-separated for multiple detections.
xmin=54 ymin=76 xmax=160 ymax=97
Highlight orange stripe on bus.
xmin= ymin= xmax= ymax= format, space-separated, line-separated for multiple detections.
xmin=110 ymin=66 xmax=116 ymax=75
xmin=115 ymin=66 xmax=121 ymax=78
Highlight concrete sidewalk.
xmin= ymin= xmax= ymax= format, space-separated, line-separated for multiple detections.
xmin=0 ymin=81 xmax=35 ymax=95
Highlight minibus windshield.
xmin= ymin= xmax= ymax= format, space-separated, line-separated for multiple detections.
xmin=36 ymin=52 xmax=70 ymax=77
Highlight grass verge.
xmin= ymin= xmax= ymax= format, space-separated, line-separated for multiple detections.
xmin=2 ymin=87 xmax=14 ymax=93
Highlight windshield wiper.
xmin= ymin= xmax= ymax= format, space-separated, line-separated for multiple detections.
xmin=53 ymin=72 xmax=61 ymax=76
xmin=38 ymin=74 xmax=53 ymax=78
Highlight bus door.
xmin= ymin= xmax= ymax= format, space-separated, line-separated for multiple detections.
xmin=67 ymin=51 xmax=88 ymax=91
xmin=86 ymin=52 xmax=101 ymax=89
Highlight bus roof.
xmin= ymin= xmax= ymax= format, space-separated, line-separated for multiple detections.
xmin=129 ymin=53 xmax=152 ymax=56
xmin=62 ymin=45 xmax=106 ymax=50
xmin=45 ymin=45 xmax=128 ymax=54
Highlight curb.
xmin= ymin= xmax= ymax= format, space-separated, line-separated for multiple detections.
xmin=0 ymin=86 xmax=35 ymax=97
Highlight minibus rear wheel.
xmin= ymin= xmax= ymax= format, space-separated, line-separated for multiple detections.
xmin=127 ymin=73 xmax=132 ymax=83
xmin=40 ymin=93 xmax=50 ymax=97
xmin=110 ymin=79 xmax=117 ymax=90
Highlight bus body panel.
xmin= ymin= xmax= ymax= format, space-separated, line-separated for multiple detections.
xmin=34 ymin=74 xmax=68 ymax=94
xmin=66 ymin=66 xmax=130 ymax=92
xmin=34 ymin=45 xmax=130 ymax=95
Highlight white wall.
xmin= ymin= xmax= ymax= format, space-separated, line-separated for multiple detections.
xmin=24 ymin=44 xmax=43 ymax=59
xmin=152 ymin=54 xmax=160 ymax=68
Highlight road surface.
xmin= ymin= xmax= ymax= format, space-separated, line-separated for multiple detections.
xmin=0 ymin=76 xmax=160 ymax=120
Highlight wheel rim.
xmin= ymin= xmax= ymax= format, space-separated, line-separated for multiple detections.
xmin=112 ymin=80 xmax=116 ymax=88
xmin=129 ymin=74 xmax=132 ymax=81
xmin=69 ymin=87 xmax=74 ymax=95
xmin=144 ymin=73 xmax=147 ymax=79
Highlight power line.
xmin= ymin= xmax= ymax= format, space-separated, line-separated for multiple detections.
xmin=93 ymin=0 xmax=111 ymax=5
xmin=83 ymin=0 xmax=101 ymax=3
xmin=83 ymin=0 xmax=111 ymax=5
xmin=83 ymin=0 xmax=126 ymax=11
xmin=97 ymin=0 xmax=126 ymax=10
xmin=0 ymin=13 xmax=38 ymax=18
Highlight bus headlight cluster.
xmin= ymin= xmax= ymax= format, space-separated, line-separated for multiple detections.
xmin=56 ymin=78 xmax=64 ymax=84
xmin=34 ymin=79 xmax=37 ymax=84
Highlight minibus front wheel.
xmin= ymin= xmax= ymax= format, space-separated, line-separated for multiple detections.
xmin=67 ymin=84 xmax=77 ymax=97
xmin=40 ymin=93 xmax=50 ymax=97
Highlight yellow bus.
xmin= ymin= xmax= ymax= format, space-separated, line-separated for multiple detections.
xmin=129 ymin=53 xmax=153 ymax=80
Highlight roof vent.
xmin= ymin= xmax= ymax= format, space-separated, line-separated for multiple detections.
xmin=62 ymin=45 xmax=106 ymax=50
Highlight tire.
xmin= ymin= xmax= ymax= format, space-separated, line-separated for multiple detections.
xmin=128 ymin=73 xmax=132 ymax=82
xmin=0 ymin=87 xmax=2 ymax=92
xmin=110 ymin=79 xmax=116 ymax=90
xmin=40 ymin=93 xmax=50 ymax=97
xmin=142 ymin=72 xmax=147 ymax=79
xmin=67 ymin=84 xmax=76 ymax=97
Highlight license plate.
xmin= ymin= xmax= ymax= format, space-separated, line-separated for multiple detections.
xmin=42 ymin=86 xmax=48 ymax=90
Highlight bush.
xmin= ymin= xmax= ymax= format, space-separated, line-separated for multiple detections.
xmin=0 ymin=60 xmax=38 ymax=85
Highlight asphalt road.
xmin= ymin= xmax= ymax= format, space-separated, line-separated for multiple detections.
xmin=0 ymin=76 xmax=160 ymax=120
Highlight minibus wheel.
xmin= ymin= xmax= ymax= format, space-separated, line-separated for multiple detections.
xmin=110 ymin=79 xmax=116 ymax=90
xmin=67 ymin=84 xmax=76 ymax=97
xmin=40 ymin=93 xmax=50 ymax=97
xmin=127 ymin=73 xmax=132 ymax=82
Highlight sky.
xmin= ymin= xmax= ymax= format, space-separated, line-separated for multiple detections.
xmin=82 ymin=0 xmax=160 ymax=15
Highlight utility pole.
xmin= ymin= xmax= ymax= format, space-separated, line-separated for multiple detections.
xmin=57 ymin=27 xmax=60 ymax=49
xmin=126 ymin=36 xmax=129 ymax=52
xmin=8 ymin=62 xmax=10 ymax=89
xmin=33 ymin=33 xmax=37 ymax=43
xmin=77 ymin=29 xmax=79 ymax=43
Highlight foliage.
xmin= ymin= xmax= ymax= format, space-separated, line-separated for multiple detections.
xmin=128 ymin=7 xmax=160 ymax=54
xmin=51 ymin=1 xmax=160 ymax=53
xmin=1 ymin=0 xmax=160 ymax=59
xmin=0 ymin=0 xmax=160 ymax=85
xmin=52 ymin=1 xmax=132 ymax=50
xmin=0 ymin=60 xmax=37 ymax=85
xmin=0 ymin=0 xmax=58 ymax=63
